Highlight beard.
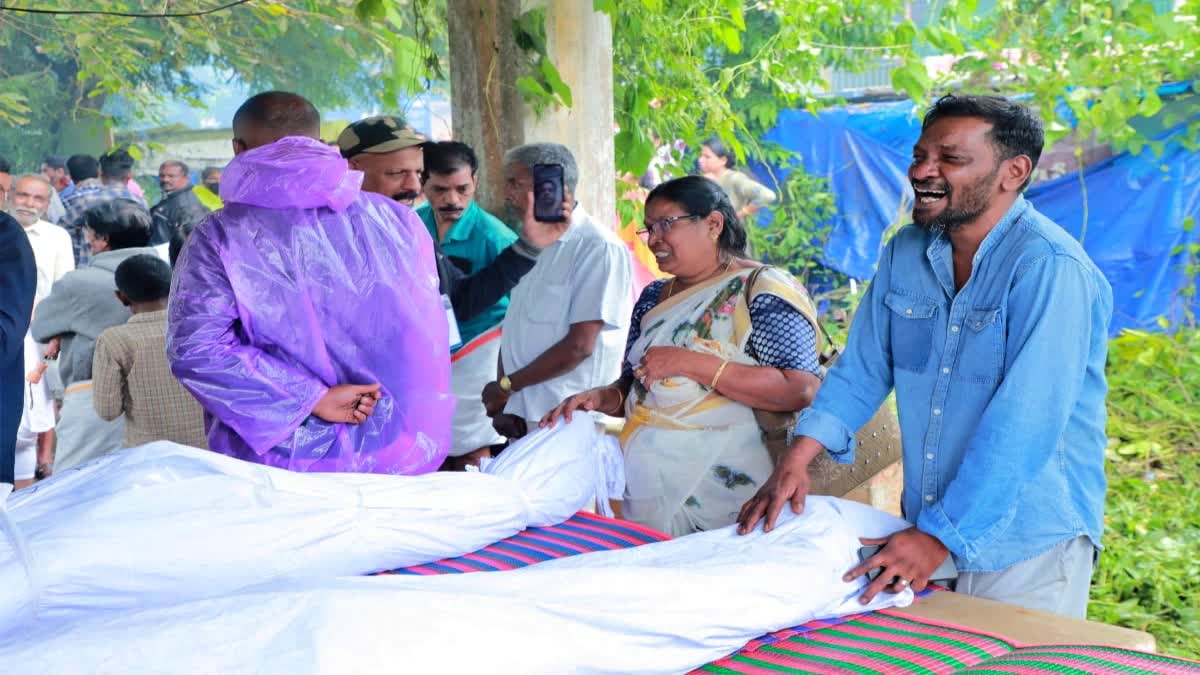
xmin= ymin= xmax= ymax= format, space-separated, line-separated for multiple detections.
xmin=6 ymin=206 xmax=39 ymax=227
xmin=912 ymin=165 xmax=998 ymax=233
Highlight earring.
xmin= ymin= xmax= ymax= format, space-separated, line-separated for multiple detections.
xmin=711 ymin=233 xmax=719 ymax=241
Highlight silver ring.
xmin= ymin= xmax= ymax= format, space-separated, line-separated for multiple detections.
xmin=896 ymin=578 xmax=910 ymax=587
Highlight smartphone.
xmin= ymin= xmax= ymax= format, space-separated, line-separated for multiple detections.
xmin=855 ymin=544 xmax=959 ymax=584
xmin=531 ymin=163 xmax=566 ymax=223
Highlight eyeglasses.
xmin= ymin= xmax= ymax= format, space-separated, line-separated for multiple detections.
xmin=636 ymin=214 xmax=700 ymax=239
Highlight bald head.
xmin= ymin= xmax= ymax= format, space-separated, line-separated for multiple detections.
xmin=231 ymin=91 xmax=321 ymax=154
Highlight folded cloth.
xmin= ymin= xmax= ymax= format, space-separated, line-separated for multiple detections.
xmin=0 ymin=497 xmax=911 ymax=675
xmin=0 ymin=416 xmax=616 ymax=633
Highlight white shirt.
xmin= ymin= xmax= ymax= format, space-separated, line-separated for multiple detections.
xmin=23 ymin=218 xmax=75 ymax=304
xmin=501 ymin=206 xmax=633 ymax=422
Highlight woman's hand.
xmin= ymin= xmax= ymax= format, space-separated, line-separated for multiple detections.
xmin=637 ymin=346 xmax=711 ymax=388
xmin=539 ymin=386 xmax=622 ymax=428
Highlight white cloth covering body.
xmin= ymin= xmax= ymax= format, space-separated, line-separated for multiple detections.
xmin=0 ymin=497 xmax=912 ymax=675
xmin=0 ymin=416 xmax=620 ymax=633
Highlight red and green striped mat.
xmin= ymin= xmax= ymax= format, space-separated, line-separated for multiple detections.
xmin=698 ymin=609 xmax=1200 ymax=674
xmin=385 ymin=512 xmax=1200 ymax=674
xmin=385 ymin=511 xmax=670 ymax=575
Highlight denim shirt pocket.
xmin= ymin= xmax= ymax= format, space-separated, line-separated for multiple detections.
xmin=957 ymin=307 xmax=1003 ymax=384
xmin=884 ymin=291 xmax=938 ymax=373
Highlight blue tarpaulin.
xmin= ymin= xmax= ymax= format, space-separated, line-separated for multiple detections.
xmin=755 ymin=96 xmax=1200 ymax=333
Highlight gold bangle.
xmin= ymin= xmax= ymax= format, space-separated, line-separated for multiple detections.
xmin=608 ymin=385 xmax=626 ymax=414
xmin=710 ymin=359 xmax=730 ymax=390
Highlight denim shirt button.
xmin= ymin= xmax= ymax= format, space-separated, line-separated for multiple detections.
xmin=925 ymin=494 xmax=934 ymax=502
xmin=951 ymin=325 xmax=960 ymax=333
xmin=926 ymin=453 xmax=934 ymax=460
xmin=933 ymin=408 xmax=942 ymax=415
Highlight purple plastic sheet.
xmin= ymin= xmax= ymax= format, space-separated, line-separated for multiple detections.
xmin=167 ymin=136 xmax=452 ymax=474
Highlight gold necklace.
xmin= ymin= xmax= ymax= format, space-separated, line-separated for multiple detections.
xmin=665 ymin=257 xmax=734 ymax=300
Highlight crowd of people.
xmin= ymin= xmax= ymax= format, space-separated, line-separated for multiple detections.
xmin=0 ymin=150 xmax=222 ymax=487
xmin=1 ymin=90 xmax=1111 ymax=621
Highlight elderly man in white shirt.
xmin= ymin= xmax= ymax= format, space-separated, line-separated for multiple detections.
xmin=6 ymin=174 xmax=73 ymax=486
xmin=8 ymin=175 xmax=74 ymax=300
xmin=482 ymin=143 xmax=633 ymax=440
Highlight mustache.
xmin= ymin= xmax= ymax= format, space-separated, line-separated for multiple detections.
xmin=912 ymin=180 xmax=950 ymax=192
xmin=437 ymin=206 xmax=464 ymax=213
xmin=392 ymin=191 xmax=420 ymax=202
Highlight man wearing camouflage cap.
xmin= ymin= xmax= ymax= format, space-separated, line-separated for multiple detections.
xmin=337 ymin=116 xmax=570 ymax=362
xmin=338 ymin=116 xmax=428 ymax=208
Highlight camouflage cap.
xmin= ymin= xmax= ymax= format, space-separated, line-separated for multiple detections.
xmin=336 ymin=115 xmax=427 ymax=158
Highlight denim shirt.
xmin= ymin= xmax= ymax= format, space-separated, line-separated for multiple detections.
xmin=795 ymin=196 xmax=1112 ymax=572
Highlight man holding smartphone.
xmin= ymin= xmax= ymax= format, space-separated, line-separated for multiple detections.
xmin=482 ymin=143 xmax=633 ymax=439
xmin=337 ymin=118 xmax=567 ymax=334
xmin=737 ymin=96 xmax=1111 ymax=619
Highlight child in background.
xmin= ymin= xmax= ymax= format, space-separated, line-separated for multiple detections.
xmin=92 ymin=254 xmax=207 ymax=450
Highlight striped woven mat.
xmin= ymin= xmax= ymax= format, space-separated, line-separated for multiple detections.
xmin=697 ymin=610 xmax=1200 ymax=674
xmin=386 ymin=513 xmax=1200 ymax=674
xmin=386 ymin=511 xmax=670 ymax=575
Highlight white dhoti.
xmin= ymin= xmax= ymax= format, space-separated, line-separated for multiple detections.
xmin=447 ymin=327 xmax=505 ymax=457
xmin=54 ymin=381 xmax=124 ymax=472
xmin=16 ymin=333 xmax=56 ymax=481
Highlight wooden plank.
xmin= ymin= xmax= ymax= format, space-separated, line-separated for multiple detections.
xmin=891 ymin=590 xmax=1156 ymax=652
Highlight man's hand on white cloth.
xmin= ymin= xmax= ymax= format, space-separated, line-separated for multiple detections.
xmin=539 ymin=386 xmax=622 ymax=428
xmin=843 ymin=527 xmax=949 ymax=604
xmin=737 ymin=437 xmax=824 ymax=534
xmin=311 ymin=383 xmax=381 ymax=425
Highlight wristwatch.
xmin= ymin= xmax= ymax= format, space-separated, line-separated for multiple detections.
xmin=498 ymin=375 xmax=514 ymax=393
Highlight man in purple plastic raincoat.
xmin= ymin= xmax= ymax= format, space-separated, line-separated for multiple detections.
xmin=167 ymin=91 xmax=453 ymax=474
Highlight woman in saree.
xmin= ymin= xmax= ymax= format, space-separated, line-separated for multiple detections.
xmin=540 ymin=176 xmax=822 ymax=536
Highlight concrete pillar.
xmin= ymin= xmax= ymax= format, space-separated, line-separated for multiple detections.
xmin=446 ymin=0 xmax=616 ymax=229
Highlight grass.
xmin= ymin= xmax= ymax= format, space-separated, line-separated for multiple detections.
xmin=1089 ymin=328 xmax=1200 ymax=658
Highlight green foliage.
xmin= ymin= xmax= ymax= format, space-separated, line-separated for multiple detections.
xmin=595 ymin=0 xmax=1197 ymax=283
xmin=1106 ymin=329 xmax=1200 ymax=465
xmin=0 ymin=0 xmax=445 ymax=167
xmin=746 ymin=158 xmax=836 ymax=286
xmin=512 ymin=9 xmax=573 ymax=114
xmin=1173 ymin=215 xmax=1200 ymax=328
xmin=935 ymin=1 xmax=1200 ymax=154
xmin=1093 ymin=328 xmax=1200 ymax=657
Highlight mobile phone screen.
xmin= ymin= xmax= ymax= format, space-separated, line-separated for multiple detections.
xmin=531 ymin=163 xmax=566 ymax=223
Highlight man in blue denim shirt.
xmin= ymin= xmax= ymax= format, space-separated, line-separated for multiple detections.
xmin=738 ymin=95 xmax=1112 ymax=618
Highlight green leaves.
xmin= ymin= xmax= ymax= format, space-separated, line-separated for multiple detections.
xmin=889 ymin=61 xmax=929 ymax=101
xmin=614 ymin=127 xmax=654 ymax=179
xmin=354 ymin=0 xmax=387 ymax=23
xmin=1097 ymin=327 xmax=1200 ymax=657
xmin=511 ymin=8 xmax=573 ymax=113
xmin=539 ymin=58 xmax=573 ymax=107
xmin=593 ymin=0 xmax=617 ymax=17
xmin=715 ymin=22 xmax=742 ymax=53
xmin=955 ymin=0 xmax=979 ymax=25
